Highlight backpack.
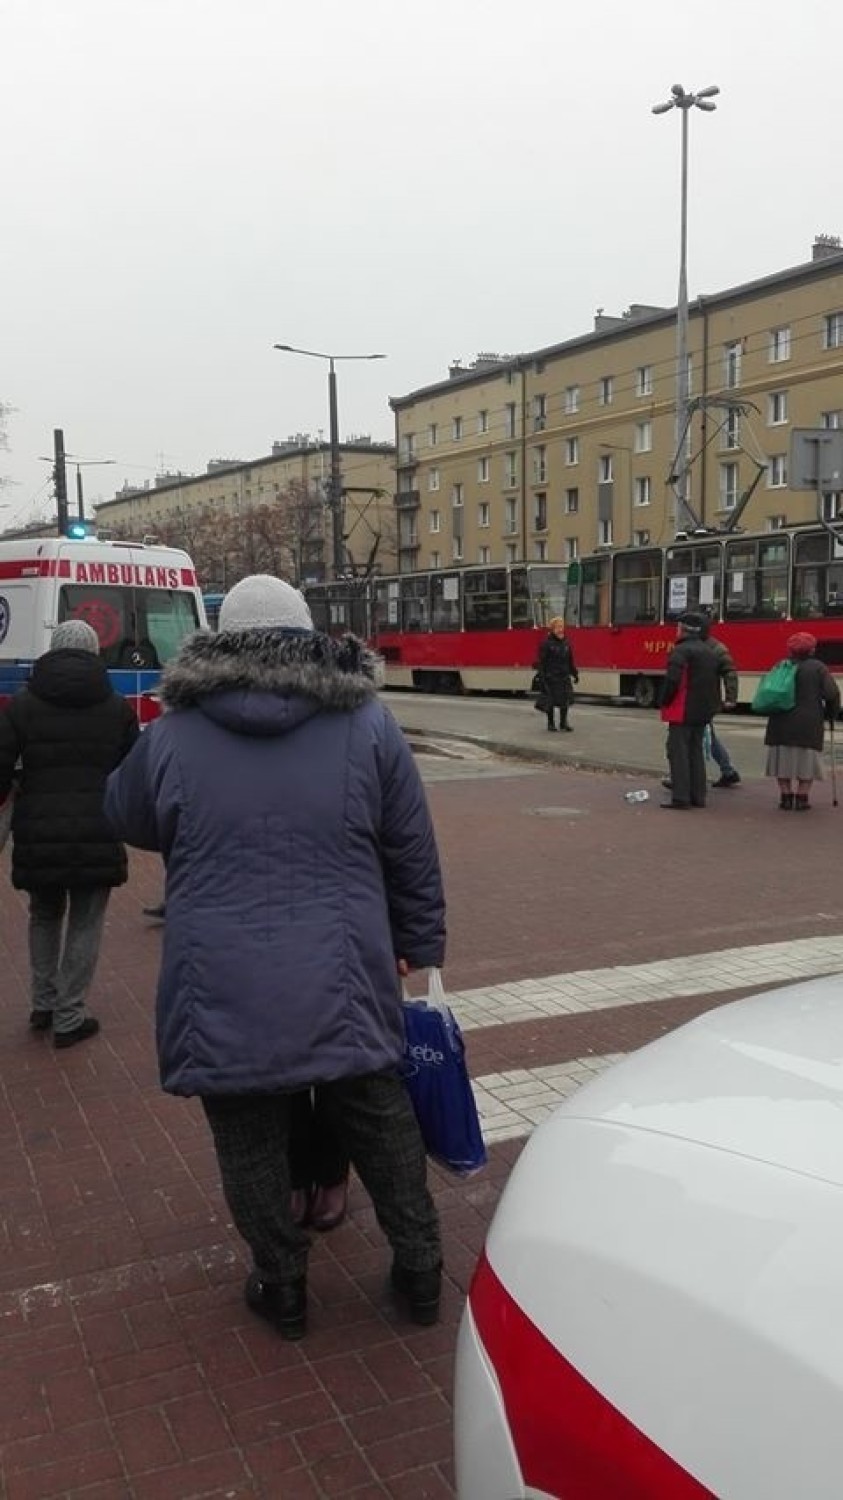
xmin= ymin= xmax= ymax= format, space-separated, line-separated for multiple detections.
xmin=751 ymin=658 xmax=797 ymax=715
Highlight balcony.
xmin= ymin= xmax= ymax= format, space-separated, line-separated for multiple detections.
xmin=394 ymin=489 xmax=421 ymax=509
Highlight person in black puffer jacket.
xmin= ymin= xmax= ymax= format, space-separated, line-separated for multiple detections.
xmin=537 ymin=618 xmax=578 ymax=731
xmin=0 ymin=619 xmax=139 ymax=1047
xmin=660 ymin=612 xmax=722 ymax=809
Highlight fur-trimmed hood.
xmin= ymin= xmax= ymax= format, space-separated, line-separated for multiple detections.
xmin=161 ymin=629 xmax=379 ymax=739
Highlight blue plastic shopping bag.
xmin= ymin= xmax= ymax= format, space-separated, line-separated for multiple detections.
xmin=401 ymin=970 xmax=487 ymax=1176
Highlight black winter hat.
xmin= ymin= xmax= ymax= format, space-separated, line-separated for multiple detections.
xmin=678 ymin=612 xmax=706 ymax=635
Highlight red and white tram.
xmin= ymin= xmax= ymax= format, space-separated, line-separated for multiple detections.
xmin=304 ymin=525 xmax=843 ymax=706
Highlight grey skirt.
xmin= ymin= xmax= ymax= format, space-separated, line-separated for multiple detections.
xmin=765 ymin=745 xmax=824 ymax=781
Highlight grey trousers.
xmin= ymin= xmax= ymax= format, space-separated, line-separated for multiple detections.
xmin=666 ymin=724 xmax=707 ymax=807
xmin=202 ymin=1071 xmax=442 ymax=1284
xmin=29 ymin=886 xmax=110 ymax=1034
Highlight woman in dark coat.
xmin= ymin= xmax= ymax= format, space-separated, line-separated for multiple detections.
xmin=537 ymin=617 xmax=579 ymax=731
xmin=0 ymin=619 xmax=139 ymax=1045
xmin=764 ymin=631 xmax=840 ymax=810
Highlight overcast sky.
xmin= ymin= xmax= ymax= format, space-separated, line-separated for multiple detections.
xmin=2 ymin=0 xmax=841 ymax=525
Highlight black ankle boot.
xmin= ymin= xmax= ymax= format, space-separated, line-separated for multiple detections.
xmin=244 ymin=1272 xmax=307 ymax=1339
xmin=391 ymin=1262 xmax=442 ymax=1326
xmin=794 ymin=794 xmax=811 ymax=811
xmin=779 ymin=793 xmax=794 ymax=810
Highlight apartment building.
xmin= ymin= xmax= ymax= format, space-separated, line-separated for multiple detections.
xmin=389 ymin=236 xmax=843 ymax=574
xmin=94 ymin=437 xmax=397 ymax=580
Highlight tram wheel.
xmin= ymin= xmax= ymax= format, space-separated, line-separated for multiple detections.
xmin=633 ymin=674 xmax=657 ymax=709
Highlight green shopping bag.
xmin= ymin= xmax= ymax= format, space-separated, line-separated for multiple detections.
xmin=751 ymin=659 xmax=797 ymax=715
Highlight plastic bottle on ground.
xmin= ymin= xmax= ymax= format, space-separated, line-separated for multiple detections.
xmin=623 ymin=790 xmax=650 ymax=803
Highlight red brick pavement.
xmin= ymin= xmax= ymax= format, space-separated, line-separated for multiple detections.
xmin=1 ymin=763 xmax=840 ymax=1497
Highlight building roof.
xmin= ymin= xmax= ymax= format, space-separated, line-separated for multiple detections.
xmin=389 ymin=245 xmax=843 ymax=411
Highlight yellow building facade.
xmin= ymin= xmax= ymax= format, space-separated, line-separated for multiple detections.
xmin=94 ymin=439 xmax=398 ymax=580
xmin=390 ymin=238 xmax=843 ymax=573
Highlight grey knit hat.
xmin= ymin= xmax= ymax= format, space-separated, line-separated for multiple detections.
xmin=51 ymin=620 xmax=100 ymax=654
xmin=218 ymin=575 xmax=314 ymax=634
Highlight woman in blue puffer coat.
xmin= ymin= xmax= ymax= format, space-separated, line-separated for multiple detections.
xmin=105 ymin=575 xmax=445 ymax=1341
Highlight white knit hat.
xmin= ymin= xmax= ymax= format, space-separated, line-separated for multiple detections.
xmin=51 ymin=620 xmax=100 ymax=654
xmin=218 ymin=575 xmax=314 ymax=634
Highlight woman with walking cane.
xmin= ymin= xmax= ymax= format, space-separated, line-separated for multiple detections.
xmin=763 ymin=632 xmax=840 ymax=810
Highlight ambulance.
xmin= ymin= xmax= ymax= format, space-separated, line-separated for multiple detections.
xmin=0 ymin=532 xmax=206 ymax=723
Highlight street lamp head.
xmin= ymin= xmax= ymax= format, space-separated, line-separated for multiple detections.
xmin=671 ymin=83 xmax=685 ymax=98
xmin=695 ymin=98 xmax=717 ymax=111
xmin=696 ymin=84 xmax=720 ymax=99
xmin=652 ymin=100 xmax=675 ymax=115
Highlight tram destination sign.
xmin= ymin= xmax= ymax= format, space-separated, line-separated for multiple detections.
xmin=789 ymin=428 xmax=843 ymax=491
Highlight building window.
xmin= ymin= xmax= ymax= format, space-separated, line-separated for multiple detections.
xmin=505 ymin=542 xmax=517 ymax=564
xmin=478 ymin=545 xmax=491 ymax=565
xmin=766 ymin=515 xmax=786 ymax=531
xmin=634 ymin=476 xmax=651 ymax=506
xmin=533 ymin=394 xmax=547 ymax=432
xmin=428 ymin=467 xmax=440 ymax=492
xmin=598 ymin=376 xmax=614 ymax=406
xmin=767 ymin=454 xmax=788 ymax=488
xmin=724 ymin=341 xmax=742 ymax=389
xmin=564 ymin=385 xmax=580 ymax=414
xmin=824 ymin=312 xmax=843 ymax=350
xmin=504 ymin=451 xmax=518 ymax=488
xmin=533 ymin=445 xmax=547 ymax=483
xmin=504 ymin=497 xmax=518 ymax=534
xmin=431 ymin=550 xmax=441 ymax=568
xmin=564 ymin=537 xmax=579 ymax=561
xmin=428 ymin=423 xmax=438 ymax=446
xmin=720 ymin=461 xmax=739 ymax=509
xmin=429 ymin=509 xmax=441 ymax=533
xmin=598 ymin=518 xmax=613 ymax=545
xmin=478 ymin=502 xmax=490 ymax=528
xmin=564 ymin=436 xmax=579 ymax=466
xmin=477 ymin=457 xmax=490 ymax=483
xmin=452 ymin=482 xmax=464 ymax=506
xmin=534 ymin=493 xmax=547 ymax=531
xmin=478 ymin=409 xmax=489 ymax=433
xmin=401 ymin=434 xmax=416 ymax=460
xmin=534 ymin=540 xmax=548 ymax=560
xmin=452 ymin=415 xmax=463 ymax=440
xmin=768 ymin=391 xmax=788 ymax=425
xmin=722 ymin=409 xmax=740 ymax=449
xmin=822 ymin=410 xmax=843 ymax=429
xmin=505 ymin=402 xmax=517 ymax=439
xmin=769 ymin=326 xmax=791 ymax=363
xmin=598 ymin=453 xmax=613 ymax=484
xmin=565 ymin=487 xmax=579 ymax=514
xmin=452 ymin=537 xmax=464 ymax=561
xmin=633 ymin=529 xmax=651 ymax=547
xmin=636 ymin=365 xmax=653 ymax=397
xmin=634 ymin=421 xmax=652 ymax=453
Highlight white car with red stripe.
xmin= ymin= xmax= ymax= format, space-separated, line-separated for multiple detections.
xmin=0 ymin=536 xmax=205 ymax=722
xmin=455 ymin=976 xmax=843 ymax=1499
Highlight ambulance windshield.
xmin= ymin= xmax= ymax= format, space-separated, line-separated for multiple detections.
xmin=57 ymin=585 xmax=199 ymax=668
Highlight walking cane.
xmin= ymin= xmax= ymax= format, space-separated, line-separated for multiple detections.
xmin=831 ymin=718 xmax=839 ymax=808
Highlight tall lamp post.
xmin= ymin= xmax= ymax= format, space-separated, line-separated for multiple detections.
xmin=652 ymin=83 xmax=719 ymax=533
xmin=68 ymin=458 xmax=116 ymax=521
xmin=273 ymin=344 xmax=387 ymax=579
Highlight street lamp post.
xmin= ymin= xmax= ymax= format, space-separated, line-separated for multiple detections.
xmin=652 ymin=83 xmax=719 ymax=533
xmin=69 ymin=458 xmax=116 ymax=521
xmin=273 ymin=344 xmax=387 ymax=579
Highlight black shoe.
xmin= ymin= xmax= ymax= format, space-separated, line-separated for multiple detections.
xmin=142 ymin=903 xmax=166 ymax=920
xmin=794 ymin=795 xmax=812 ymax=812
xmin=390 ymin=1262 xmax=442 ymax=1326
xmin=779 ymin=793 xmax=795 ymax=810
xmin=546 ymin=725 xmax=557 ymax=732
xmin=54 ymin=1017 xmax=100 ymax=1050
xmin=661 ymin=778 xmax=672 ymax=790
xmin=562 ymin=724 xmax=573 ymax=732
xmin=244 ymin=1272 xmax=307 ymax=1340
xmin=660 ymin=801 xmax=691 ymax=810
xmin=712 ymin=774 xmax=740 ymax=788
xmin=29 ymin=1009 xmax=53 ymax=1032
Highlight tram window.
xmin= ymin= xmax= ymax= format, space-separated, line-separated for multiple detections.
xmin=792 ymin=532 xmax=843 ymax=618
xmin=664 ymin=543 xmax=722 ymax=620
xmin=528 ymin=566 xmax=567 ymax=627
xmin=510 ymin=568 xmax=532 ymax=628
xmin=464 ymin=569 xmax=508 ymax=631
xmin=612 ymin=550 xmax=662 ymax=625
xmin=400 ymin=576 xmax=431 ymax=632
xmin=579 ymin=558 xmax=609 ymax=627
xmin=724 ymin=537 xmax=789 ymax=620
xmin=431 ymin=572 xmax=461 ymax=631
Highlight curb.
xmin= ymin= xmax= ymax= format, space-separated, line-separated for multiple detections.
xmin=400 ymin=725 xmax=663 ymax=781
